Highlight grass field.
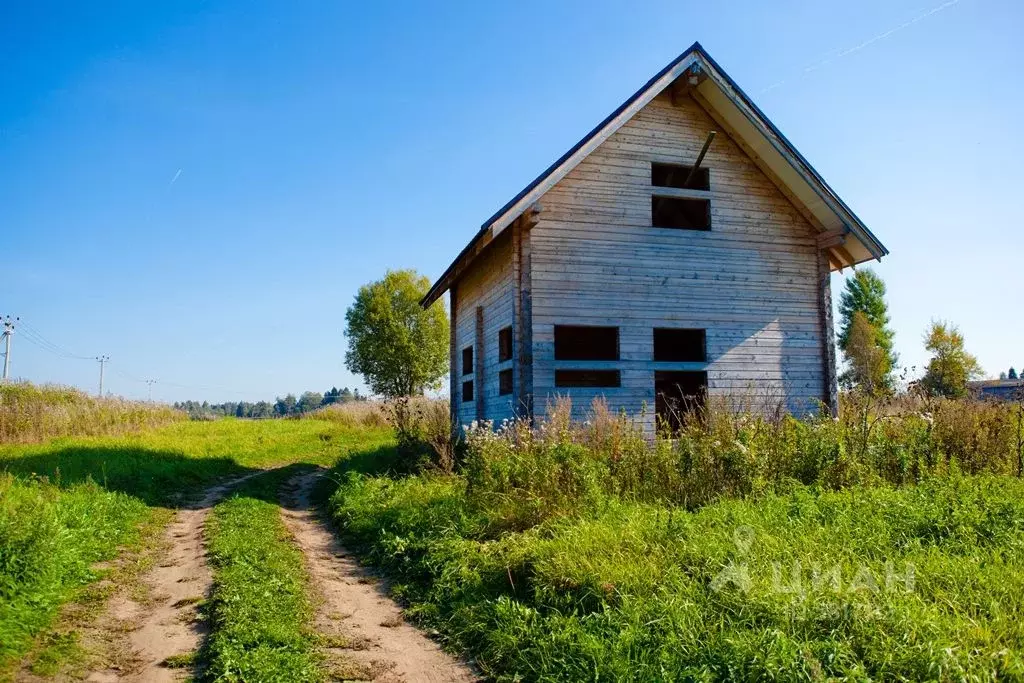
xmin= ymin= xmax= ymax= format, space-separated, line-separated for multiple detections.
xmin=0 ymin=416 xmax=394 ymax=677
xmin=5 ymin=389 xmax=1024 ymax=681
xmin=323 ymin=399 xmax=1024 ymax=681
xmin=328 ymin=471 xmax=1024 ymax=681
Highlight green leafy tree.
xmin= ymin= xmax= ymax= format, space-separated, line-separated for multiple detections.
xmin=920 ymin=320 xmax=982 ymax=398
xmin=275 ymin=393 xmax=297 ymax=415
xmin=1009 ymin=367 xmax=1018 ymax=380
xmin=296 ymin=391 xmax=323 ymax=413
xmin=843 ymin=312 xmax=889 ymax=396
xmin=838 ymin=268 xmax=897 ymax=392
xmin=344 ymin=269 xmax=449 ymax=397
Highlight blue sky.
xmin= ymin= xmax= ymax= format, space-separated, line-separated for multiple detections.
xmin=2 ymin=0 xmax=1021 ymax=402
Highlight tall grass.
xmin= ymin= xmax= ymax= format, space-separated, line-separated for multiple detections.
xmin=325 ymin=395 xmax=1024 ymax=680
xmin=462 ymin=395 xmax=1024 ymax=523
xmin=0 ymin=382 xmax=184 ymax=444
xmin=305 ymin=400 xmax=388 ymax=428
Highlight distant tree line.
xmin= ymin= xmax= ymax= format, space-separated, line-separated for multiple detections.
xmin=174 ymin=386 xmax=366 ymax=420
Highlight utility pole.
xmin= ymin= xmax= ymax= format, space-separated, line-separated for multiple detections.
xmin=96 ymin=355 xmax=109 ymax=397
xmin=1 ymin=316 xmax=17 ymax=382
xmin=145 ymin=379 xmax=157 ymax=401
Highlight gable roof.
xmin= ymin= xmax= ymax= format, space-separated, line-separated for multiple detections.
xmin=421 ymin=41 xmax=888 ymax=307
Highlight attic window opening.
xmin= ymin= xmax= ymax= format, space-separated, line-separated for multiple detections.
xmin=498 ymin=326 xmax=513 ymax=363
xmin=462 ymin=347 xmax=473 ymax=376
xmin=555 ymin=370 xmax=621 ymax=388
xmin=652 ymin=162 xmax=710 ymax=191
xmin=652 ymin=196 xmax=710 ymax=231
xmin=498 ymin=369 xmax=513 ymax=396
xmin=554 ymin=326 xmax=619 ymax=361
xmin=653 ymin=328 xmax=706 ymax=362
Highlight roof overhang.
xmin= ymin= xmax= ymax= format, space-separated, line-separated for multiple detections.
xmin=421 ymin=42 xmax=888 ymax=308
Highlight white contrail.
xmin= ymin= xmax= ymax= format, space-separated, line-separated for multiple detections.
xmin=760 ymin=0 xmax=962 ymax=93
xmin=169 ymin=168 xmax=182 ymax=187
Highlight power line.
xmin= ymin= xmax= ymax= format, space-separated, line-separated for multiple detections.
xmin=18 ymin=320 xmax=93 ymax=360
xmin=13 ymin=315 xmax=253 ymax=399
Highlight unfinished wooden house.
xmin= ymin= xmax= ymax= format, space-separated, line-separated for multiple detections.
xmin=421 ymin=42 xmax=888 ymax=430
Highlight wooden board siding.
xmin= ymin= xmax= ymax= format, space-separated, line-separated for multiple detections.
xmin=453 ymin=229 xmax=518 ymax=428
xmin=528 ymin=92 xmax=827 ymax=424
xmin=448 ymin=284 xmax=459 ymax=433
xmin=512 ymin=220 xmax=534 ymax=419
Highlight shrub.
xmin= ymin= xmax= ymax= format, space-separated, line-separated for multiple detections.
xmin=385 ymin=397 xmax=455 ymax=474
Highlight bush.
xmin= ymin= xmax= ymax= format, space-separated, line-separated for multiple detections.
xmin=384 ymin=397 xmax=455 ymax=474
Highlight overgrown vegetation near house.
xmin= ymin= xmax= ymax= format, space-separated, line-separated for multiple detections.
xmin=326 ymin=396 xmax=1024 ymax=681
xmin=0 ymin=382 xmax=183 ymax=444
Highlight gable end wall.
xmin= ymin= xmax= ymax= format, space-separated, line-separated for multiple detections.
xmin=528 ymin=92 xmax=827 ymax=423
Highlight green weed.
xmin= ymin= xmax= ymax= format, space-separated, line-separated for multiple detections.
xmin=325 ymin=396 xmax=1024 ymax=681
xmin=329 ymin=472 xmax=1024 ymax=680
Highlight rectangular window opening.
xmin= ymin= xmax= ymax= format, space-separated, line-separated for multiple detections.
xmin=651 ymin=162 xmax=710 ymax=191
xmin=652 ymin=196 xmax=710 ymax=231
xmin=655 ymin=371 xmax=707 ymax=434
xmin=462 ymin=346 xmax=473 ymax=376
xmin=555 ymin=369 xmax=621 ymax=388
xmin=554 ymin=325 xmax=619 ymax=361
xmin=498 ymin=368 xmax=513 ymax=396
xmin=653 ymin=328 xmax=707 ymax=362
xmin=462 ymin=380 xmax=474 ymax=402
xmin=498 ymin=326 xmax=513 ymax=363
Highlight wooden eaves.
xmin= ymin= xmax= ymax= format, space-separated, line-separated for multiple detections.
xmin=421 ymin=42 xmax=888 ymax=308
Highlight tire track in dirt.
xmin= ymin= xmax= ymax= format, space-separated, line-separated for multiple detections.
xmin=279 ymin=468 xmax=478 ymax=683
xmin=84 ymin=470 xmax=264 ymax=683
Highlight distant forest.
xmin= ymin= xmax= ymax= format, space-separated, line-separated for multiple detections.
xmin=174 ymin=386 xmax=367 ymax=420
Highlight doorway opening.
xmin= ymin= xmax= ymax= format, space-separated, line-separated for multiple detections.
xmin=654 ymin=371 xmax=707 ymax=433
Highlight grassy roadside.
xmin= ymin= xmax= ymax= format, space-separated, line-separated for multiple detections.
xmin=202 ymin=465 xmax=324 ymax=682
xmin=326 ymin=471 xmax=1024 ymax=681
xmin=0 ymin=418 xmax=394 ymax=677
xmin=0 ymin=474 xmax=151 ymax=675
